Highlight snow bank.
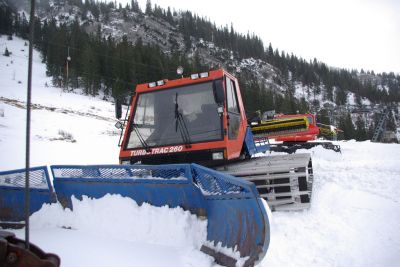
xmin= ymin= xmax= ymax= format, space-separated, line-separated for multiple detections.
xmin=15 ymin=194 xmax=213 ymax=267
xmin=0 ymin=36 xmax=119 ymax=170
xmin=30 ymin=194 xmax=207 ymax=249
xmin=262 ymin=141 xmax=400 ymax=267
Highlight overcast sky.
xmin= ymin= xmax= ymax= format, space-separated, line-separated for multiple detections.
xmin=113 ymin=0 xmax=400 ymax=74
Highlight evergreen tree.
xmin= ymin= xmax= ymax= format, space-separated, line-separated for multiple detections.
xmin=316 ymin=109 xmax=331 ymax=125
xmin=33 ymin=16 xmax=43 ymax=48
xmin=355 ymin=115 xmax=367 ymax=141
xmin=19 ymin=12 xmax=29 ymax=39
xmin=166 ymin=7 xmax=174 ymax=24
xmin=3 ymin=0 xmax=396 ymax=116
xmin=81 ymin=41 xmax=100 ymax=95
xmin=145 ymin=0 xmax=152 ymax=15
xmin=3 ymin=47 xmax=11 ymax=56
xmin=338 ymin=113 xmax=355 ymax=140
xmin=112 ymin=35 xmax=133 ymax=97
xmin=298 ymin=97 xmax=310 ymax=114
xmin=0 ymin=4 xmax=14 ymax=36
xmin=367 ymin=122 xmax=375 ymax=140
xmin=335 ymin=87 xmax=347 ymax=105
xmin=131 ymin=0 xmax=141 ymax=13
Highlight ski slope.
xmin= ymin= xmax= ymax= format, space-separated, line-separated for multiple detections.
xmin=1 ymin=36 xmax=400 ymax=267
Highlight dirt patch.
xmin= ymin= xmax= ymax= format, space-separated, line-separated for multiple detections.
xmin=101 ymin=130 xmax=120 ymax=136
xmin=0 ymin=96 xmax=115 ymax=122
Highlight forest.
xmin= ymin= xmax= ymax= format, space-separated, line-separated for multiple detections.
xmin=1 ymin=0 xmax=399 ymax=140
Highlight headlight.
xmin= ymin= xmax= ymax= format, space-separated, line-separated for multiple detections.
xmin=212 ymin=152 xmax=224 ymax=160
xmin=190 ymin=73 xmax=199 ymax=79
xmin=199 ymin=72 xmax=209 ymax=78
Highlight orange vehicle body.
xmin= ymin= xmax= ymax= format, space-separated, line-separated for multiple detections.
xmin=118 ymin=69 xmax=249 ymax=165
xmin=273 ymin=114 xmax=320 ymax=142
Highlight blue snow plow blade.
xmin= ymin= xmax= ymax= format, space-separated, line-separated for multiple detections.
xmin=0 ymin=166 xmax=56 ymax=223
xmin=51 ymin=163 xmax=270 ymax=266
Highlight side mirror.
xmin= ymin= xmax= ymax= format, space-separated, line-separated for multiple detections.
xmin=115 ymin=98 xmax=122 ymax=119
xmin=115 ymin=121 xmax=124 ymax=130
xmin=213 ymin=79 xmax=225 ymax=105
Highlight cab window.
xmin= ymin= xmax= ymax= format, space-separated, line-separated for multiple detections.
xmin=226 ymin=77 xmax=239 ymax=114
xmin=226 ymin=77 xmax=240 ymax=139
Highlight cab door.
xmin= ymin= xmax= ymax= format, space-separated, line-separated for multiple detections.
xmin=225 ymin=76 xmax=242 ymax=159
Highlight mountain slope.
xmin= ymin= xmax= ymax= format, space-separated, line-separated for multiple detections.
xmin=2 ymin=0 xmax=400 ymax=141
xmin=0 ymin=35 xmax=119 ymax=169
xmin=1 ymin=36 xmax=400 ymax=267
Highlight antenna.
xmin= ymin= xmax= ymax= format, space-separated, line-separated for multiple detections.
xmin=25 ymin=0 xmax=36 ymax=249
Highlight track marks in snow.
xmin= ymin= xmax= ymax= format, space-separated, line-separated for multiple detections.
xmin=263 ymin=142 xmax=400 ymax=267
xmin=0 ymin=96 xmax=114 ymax=122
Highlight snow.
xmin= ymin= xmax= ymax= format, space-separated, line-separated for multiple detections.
xmin=12 ymin=195 xmax=210 ymax=267
xmin=266 ymin=144 xmax=400 ymax=266
xmin=0 ymin=35 xmax=119 ymax=170
xmin=1 ymin=36 xmax=400 ymax=267
xmin=24 ymin=195 xmax=209 ymax=266
xmin=347 ymin=92 xmax=372 ymax=107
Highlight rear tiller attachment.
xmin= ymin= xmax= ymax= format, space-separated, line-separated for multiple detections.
xmin=217 ymin=153 xmax=314 ymax=211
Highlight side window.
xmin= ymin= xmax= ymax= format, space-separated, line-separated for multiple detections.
xmin=307 ymin=116 xmax=314 ymax=125
xmin=226 ymin=77 xmax=239 ymax=114
xmin=226 ymin=77 xmax=240 ymax=140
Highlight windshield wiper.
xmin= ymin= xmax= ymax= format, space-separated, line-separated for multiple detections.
xmin=132 ymin=123 xmax=151 ymax=152
xmin=174 ymin=93 xmax=192 ymax=148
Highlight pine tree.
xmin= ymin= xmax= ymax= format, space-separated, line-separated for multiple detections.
xmin=33 ymin=17 xmax=43 ymax=47
xmin=8 ymin=0 xmax=395 ymax=116
xmin=338 ymin=113 xmax=355 ymax=140
xmin=112 ymin=35 xmax=134 ymax=97
xmin=82 ymin=41 xmax=100 ymax=95
xmin=355 ymin=115 xmax=367 ymax=141
xmin=166 ymin=7 xmax=174 ymax=24
xmin=316 ymin=109 xmax=331 ymax=125
xmin=145 ymin=0 xmax=152 ymax=15
xmin=100 ymin=35 xmax=115 ymax=95
xmin=20 ymin=12 xmax=29 ymax=39
xmin=131 ymin=0 xmax=141 ymax=13
xmin=367 ymin=122 xmax=375 ymax=140
xmin=0 ymin=4 xmax=14 ymax=36
xmin=298 ymin=97 xmax=309 ymax=114
xmin=3 ymin=47 xmax=11 ymax=56
xmin=335 ymin=87 xmax=347 ymax=105
xmin=45 ymin=19 xmax=60 ymax=77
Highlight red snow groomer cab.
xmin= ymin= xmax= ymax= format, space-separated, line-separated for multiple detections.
xmin=118 ymin=69 xmax=249 ymax=166
xmin=115 ymin=68 xmax=315 ymax=212
xmin=250 ymin=112 xmax=340 ymax=153
xmin=273 ymin=113 xmax=320 ymax=142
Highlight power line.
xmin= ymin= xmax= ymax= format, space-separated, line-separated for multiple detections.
xmin=25 ymin=0 xmax=36 ymax=250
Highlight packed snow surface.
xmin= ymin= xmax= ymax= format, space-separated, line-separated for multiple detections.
xmin=22 ymin=195 xmax=210 ymax=267
xmin=265 ymin=144 xmax=400 ymax=266
xmin=0 ymin=36 xmax=119 ymax=169
xmin=1 ymin=36 xmax=400 ymax=266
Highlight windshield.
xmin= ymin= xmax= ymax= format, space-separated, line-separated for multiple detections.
xmin=125 ymin=81 xmax=223 ymax=149
xmin=307 ymin=116 xmax=314 ymax=125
